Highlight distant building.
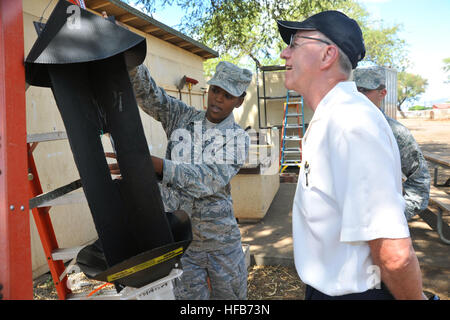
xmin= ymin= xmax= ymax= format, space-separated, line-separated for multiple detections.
xmin=432 ymin=103 xmax=450 ymax=109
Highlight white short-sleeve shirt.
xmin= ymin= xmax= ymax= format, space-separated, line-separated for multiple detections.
xmin=293 ymin=81 xmax=410 ymax=296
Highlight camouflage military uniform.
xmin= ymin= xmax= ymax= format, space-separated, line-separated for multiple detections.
xmin=384 ymin=114 xmax=430 ymax=220
xmin=354 ymin=66 xmax=431 ymax=220
xmin=129 ymin=63 xmax=250 ymax=299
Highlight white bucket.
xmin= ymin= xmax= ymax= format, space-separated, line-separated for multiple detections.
xmin=120 ymin=269 xmax=182 ymax=300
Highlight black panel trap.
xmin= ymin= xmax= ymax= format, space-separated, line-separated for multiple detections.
xmin=25 ymin=0 xmax=191 ymax=288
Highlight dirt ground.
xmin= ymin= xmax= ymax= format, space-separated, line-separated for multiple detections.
xmin=33 ymin=117 xmax=449 ymax=301
xmin=397 ymin=118 xmax=450 ymax=152
xmin=33 ymin=265 xmax=307 ymax=300
xmin=398 ymin=117 xmax=450 ymax=300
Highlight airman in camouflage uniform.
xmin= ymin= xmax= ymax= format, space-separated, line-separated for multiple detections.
xmin=129 ymin=61 xmax=252 ymax=299
xmin=354 ymin=66 xmax=430 ymax=220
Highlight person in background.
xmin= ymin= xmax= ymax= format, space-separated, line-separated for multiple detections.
xmin=354 ymin=66 xmax=430 ymax=221
xmin=102 ymin=11 xmax=251 ymax=300
xmin=126 ymin=61 xmax=251 ymax=300
xmin=278 ymin=10 xmax=426 ymax=299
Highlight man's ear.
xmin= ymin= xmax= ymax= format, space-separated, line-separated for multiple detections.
xmin=320 ymin=45 xmax=339 ymax=70
xmin=234 ymin=96 xmax=245 ymax=109
xmin=380 ymin=88 xmax=387 ymax=98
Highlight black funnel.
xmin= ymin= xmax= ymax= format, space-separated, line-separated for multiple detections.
xmin=25 ymin=0 xmax=191 ymax=288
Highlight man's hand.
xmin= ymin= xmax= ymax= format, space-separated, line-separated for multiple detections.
xmin=151 ymin=155 xmax=163 ymax=176
xmin=105 ymin=152 xmax=163 ymax=177
xmin=105 ymin=152 xmax=121 ymax=177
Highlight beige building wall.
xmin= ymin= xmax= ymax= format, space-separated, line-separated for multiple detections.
xmin=235 ymin=69 xmax=314 ymax=131
xmin=23 ymin=0 xmax=208 ymax=278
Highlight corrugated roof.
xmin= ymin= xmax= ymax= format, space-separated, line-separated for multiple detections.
xmin=84 ymin=0 xmax=218 ymax=59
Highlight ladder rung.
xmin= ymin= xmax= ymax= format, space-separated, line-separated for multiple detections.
xmin=27 ymin=131 xmax=68 ymax=143
xmin=52 ymin=246 xmax=85 ymax=261
xmin=286 ymin=113 xmax=303 ymax=117
xmin=283 ymin=148 xmax=301 ymax=154
xmin=285 ymin=101 xmax=302 ymax=105
xmin=282 ymin=159 xmax=301 ymax=163
xmin=29 ymin=179 xmax=83 ymax=209
xmin=284 ymin=136 xmax=301 ymax=141
xmin=281 ymin=162 xmax=301 ymax=166
xmin=35 ymin=191 xmax=87 ymax=208
xmin=285 ymin=124 xmax=303 ymax=129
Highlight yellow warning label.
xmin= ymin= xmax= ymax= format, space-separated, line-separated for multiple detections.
xmin=107 ymin=247 xmax=183 ymax=282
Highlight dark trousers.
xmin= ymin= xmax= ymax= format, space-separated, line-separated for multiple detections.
xmin=305 ymin=283 xmax=395 ymax=300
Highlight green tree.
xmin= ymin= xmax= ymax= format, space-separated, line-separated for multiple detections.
xmin=130 ymin=0 xmax=409 ymax=75
xmin=397 ymin=72 xmax=428 ymax=111
xmin=443 ymin=57 xmax=450 ymax=83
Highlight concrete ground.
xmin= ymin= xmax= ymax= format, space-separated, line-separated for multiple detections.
xmin=238 ymin=118 xmax=449 ymax=299
xmin=239 ymin=183 xmax=296 ymax=268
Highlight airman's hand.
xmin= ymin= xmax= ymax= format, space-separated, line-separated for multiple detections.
xmin=105 ymin=152 xmax=121 ymax=177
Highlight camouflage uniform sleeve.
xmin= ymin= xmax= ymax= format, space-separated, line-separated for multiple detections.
xmin=128 ymin=65 xmax=199 ymax=137
xmin=162 ymin=130 xmax=250 ymax=199
xmin=388 ymin=118 xmax=431 ymax=220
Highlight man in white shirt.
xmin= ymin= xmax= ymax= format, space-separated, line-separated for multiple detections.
xmin=277 ymin=11 xmax=426 ymax=299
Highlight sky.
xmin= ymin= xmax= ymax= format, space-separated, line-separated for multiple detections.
xmin=358 ymin=0 xmax=450 ymax=106
xmin=129 ymin=0 xmax=450 ymax=107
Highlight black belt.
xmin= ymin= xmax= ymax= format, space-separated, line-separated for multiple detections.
xmin=305 ymin=283 xmax=395 ymax=300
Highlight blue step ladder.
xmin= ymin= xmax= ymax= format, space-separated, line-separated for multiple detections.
xmin=280 ymin=90 xmax=305 ymax=172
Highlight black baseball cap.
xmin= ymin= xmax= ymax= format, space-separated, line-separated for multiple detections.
xmin=277 ymin=11 xmax=365 ymax=69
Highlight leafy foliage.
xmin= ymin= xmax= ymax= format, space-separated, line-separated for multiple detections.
xmin=443 ymin=57 xmax=450 ymax=83
xmin=408 ymin=105 xmax=430 ymax=111
xmin=397 ymin=72 xmax=428 ymax=110
xmin=129 ymin=0 xmax=409 ymax=75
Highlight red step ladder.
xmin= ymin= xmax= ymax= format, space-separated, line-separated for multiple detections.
xmin=28 ymin=136 xmax=73 ymax=300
